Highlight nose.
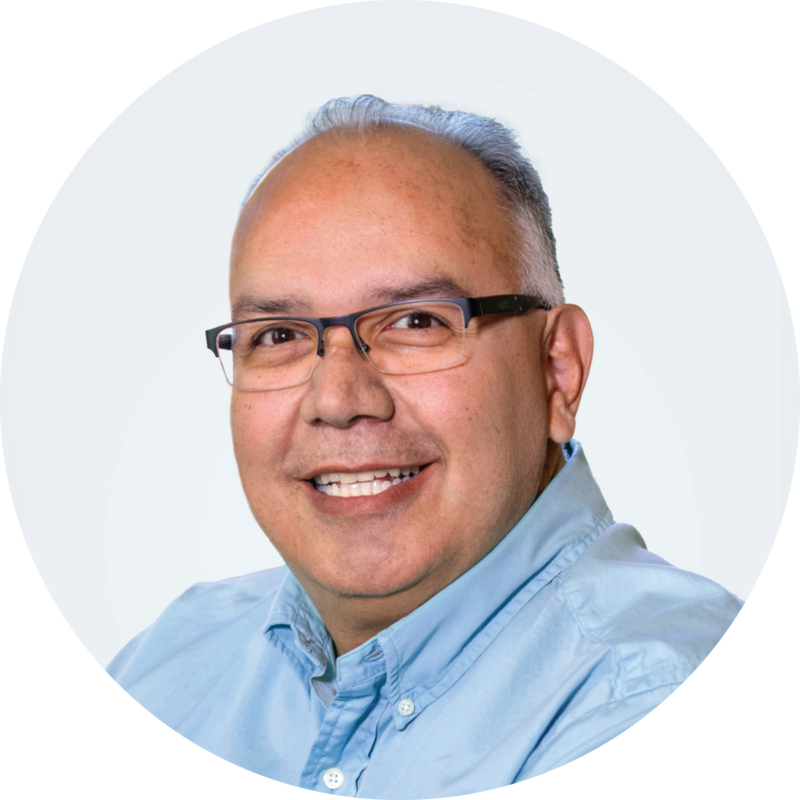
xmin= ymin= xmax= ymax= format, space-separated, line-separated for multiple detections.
xmin=300 ymin=326 xmax=394 ymax=428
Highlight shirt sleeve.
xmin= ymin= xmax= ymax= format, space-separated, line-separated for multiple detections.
xmin=515 ymin=682 xmax=681 ymax=780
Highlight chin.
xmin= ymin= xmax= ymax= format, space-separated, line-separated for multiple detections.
xmin=311 ymin=561 xmax=429 ymax=600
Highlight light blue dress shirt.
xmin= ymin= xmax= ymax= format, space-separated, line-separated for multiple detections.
xmin=108 ymin=442 xmax=742 ymax=797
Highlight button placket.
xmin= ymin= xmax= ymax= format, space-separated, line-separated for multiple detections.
xmin=300 ymin=639 xmax=390 ymax=794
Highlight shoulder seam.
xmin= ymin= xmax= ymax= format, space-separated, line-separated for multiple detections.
xmin=557 ymin=573 xmax=608 ymax=647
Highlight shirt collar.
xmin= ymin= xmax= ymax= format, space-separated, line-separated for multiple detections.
xmin=263 ymin=440 xmax=613 ymax=729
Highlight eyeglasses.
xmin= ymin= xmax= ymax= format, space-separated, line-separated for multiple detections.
xmin=205 ymin=294 xmax=549 ymax=391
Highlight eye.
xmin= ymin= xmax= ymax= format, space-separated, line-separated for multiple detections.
xmin=256 ymin=326 xmax=310 ymax=346
xmin=390 ymin=312 xmax=443 ymax=330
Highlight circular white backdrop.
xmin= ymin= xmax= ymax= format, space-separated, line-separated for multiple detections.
xmin=1 ymin=1 xmax=796 ymax=674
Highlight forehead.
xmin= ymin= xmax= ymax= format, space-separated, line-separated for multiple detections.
xmin=230 ymin=128 xmax=519 ymax=316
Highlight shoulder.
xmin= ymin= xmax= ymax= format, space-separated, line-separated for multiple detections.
xmin=169 ymin=566 xmax=289 ymax=621
xmin=107 ymin=566 xmax=289 ymax=683
xmin=514 ymin=525 xmax=742 ymax=778
xmin=557 ymin=522 xmax=743 ymax=689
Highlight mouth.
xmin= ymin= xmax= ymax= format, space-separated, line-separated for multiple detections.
xmin=310 ymin=465 xmax=426 ymax=497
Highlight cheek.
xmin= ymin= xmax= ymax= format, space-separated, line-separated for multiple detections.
xmin=396 ymin=347 xmax=546 ymax=479
xmin=485 ymin=351 xmax=546 ymax=472
xmin=393 ymin=369 xmax=477 ymax=446
xmin=230 ymin=390 xmax=301 ymax=477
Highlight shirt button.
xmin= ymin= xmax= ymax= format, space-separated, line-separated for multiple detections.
xmin=398 ymin=698 xmax=415 ymax=716
xmin=323 ymin=768 xmax=345 ymax=789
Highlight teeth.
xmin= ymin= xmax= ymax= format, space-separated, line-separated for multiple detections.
xmin=313 ymin=466 xmax=424 ymax=495
xmin=318 ymin=479 xmax=394 ymax=497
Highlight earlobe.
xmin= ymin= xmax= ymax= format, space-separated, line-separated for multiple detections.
xmin=542 ymin=305 xmax=594 ymax=444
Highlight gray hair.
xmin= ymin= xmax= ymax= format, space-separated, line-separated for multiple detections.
xmin=245 ymin=95 xmax=565 ymax=306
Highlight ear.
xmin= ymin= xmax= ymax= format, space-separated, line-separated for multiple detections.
xmin=541 ymin=305 xmax=594 ymax=444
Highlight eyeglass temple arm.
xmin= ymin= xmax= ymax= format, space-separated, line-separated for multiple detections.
xmin=468 ymin=294 xmax=550 ymax=321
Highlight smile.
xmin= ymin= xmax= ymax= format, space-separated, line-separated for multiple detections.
xmin=313 ymin=466 xmax=423 ymax=497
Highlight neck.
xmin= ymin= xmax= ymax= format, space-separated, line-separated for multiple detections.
xmin=536 ymin=439 xmax=566 ymax=500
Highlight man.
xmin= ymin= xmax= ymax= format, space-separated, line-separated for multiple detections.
xmin=108 ymin=96 xmax=741 ymax=797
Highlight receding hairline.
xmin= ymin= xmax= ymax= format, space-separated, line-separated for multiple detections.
xmin=235 ymin=123 xmax=518 ymax=264
xmin=235 ymin=95 xmax=565 ymax=307
xmin=241 ymin=121 xmax=500 ymax=216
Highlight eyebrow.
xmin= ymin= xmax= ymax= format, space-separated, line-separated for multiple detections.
xmin=370 ymin=277 xmax=470 ymax=304
xmin=231 ymin=295 xmax=307 ymax=320
xmin=230 ymin=277 xmax=472 ymax=321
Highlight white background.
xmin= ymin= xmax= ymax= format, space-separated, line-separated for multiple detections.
xmin=3 ymin=0 xmax=792 ymax=667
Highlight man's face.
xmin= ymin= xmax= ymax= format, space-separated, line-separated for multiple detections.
xmin=229 ymin=129 xmax=551 ymax=606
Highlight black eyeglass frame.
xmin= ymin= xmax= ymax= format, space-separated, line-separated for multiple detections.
xmin=205 ymin=294 xmax=550 ymax=360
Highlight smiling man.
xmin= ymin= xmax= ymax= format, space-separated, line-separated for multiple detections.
xmin=108 ymin=96 xmax=742 ymax=797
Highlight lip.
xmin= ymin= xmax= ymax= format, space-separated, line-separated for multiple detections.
xmin=301 ymin=463 xmax=434 ymax=515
